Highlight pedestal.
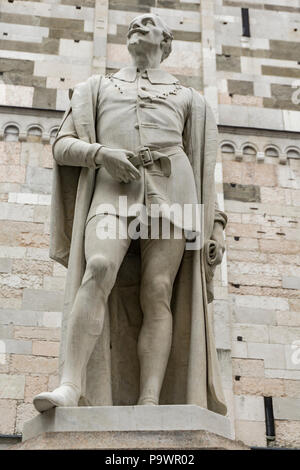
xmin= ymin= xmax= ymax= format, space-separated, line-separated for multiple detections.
xmin=19 ymin=405 xmax=248 ymax=450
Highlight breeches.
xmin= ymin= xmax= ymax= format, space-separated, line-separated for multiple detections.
xmin=82 ymin=214 xmax=186 ymax=325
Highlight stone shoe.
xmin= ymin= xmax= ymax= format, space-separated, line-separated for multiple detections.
xmin=33 ymin=384 xmax=80 ymax=413
xmin=137 ymin=397 xmax=158 ymax=405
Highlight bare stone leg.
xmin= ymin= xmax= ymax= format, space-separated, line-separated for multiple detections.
xmin=33 ymin=215 xmax=131 ymax=412
xmin=137 ymin=224 xmax=185 ymax=405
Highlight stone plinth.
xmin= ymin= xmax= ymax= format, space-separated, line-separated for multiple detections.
xmin=19 ymin=406 xmax=248 ymax=450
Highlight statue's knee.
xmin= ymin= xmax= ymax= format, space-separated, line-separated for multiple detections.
xmin=140 ymin=277 xmax=172 ymax=314
xmin=85 ymin=255 xmax=116 ymax=284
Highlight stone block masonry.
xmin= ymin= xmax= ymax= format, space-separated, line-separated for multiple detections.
xmin=221 ymin=126 xmax=300 ymax=448
xmin=0 ymin=0 xmax=300 ymax=451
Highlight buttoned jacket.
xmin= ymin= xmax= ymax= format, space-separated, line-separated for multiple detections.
xmin=54 ymin=67 xmax=200 ymax=230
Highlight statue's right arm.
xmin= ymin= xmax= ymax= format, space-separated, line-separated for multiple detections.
xmin=52 ymin=112 xmax=103 ymax=169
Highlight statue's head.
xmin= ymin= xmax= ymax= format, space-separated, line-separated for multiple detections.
xmin=127 ymin=14 xmax=173 ymax=63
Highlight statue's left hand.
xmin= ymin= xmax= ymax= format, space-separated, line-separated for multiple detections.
xmin=210 ymin=221 xmax=225 ymax=265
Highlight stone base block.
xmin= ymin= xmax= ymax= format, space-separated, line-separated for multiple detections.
xmin=19 ymin=405 xmax=248 ymax=450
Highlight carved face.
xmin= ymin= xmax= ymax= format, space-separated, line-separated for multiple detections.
xmin=127 ymin=14 xmax=166 ymax=58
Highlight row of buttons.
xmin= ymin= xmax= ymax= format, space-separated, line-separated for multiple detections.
xmin=136 ymin=74 xmax=154 ymax=133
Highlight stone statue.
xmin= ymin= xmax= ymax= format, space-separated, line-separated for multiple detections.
xmin=33 ymin=14 xmax=228 ymax=414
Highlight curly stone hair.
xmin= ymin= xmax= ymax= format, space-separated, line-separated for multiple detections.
xmin=157 ymin=16 xmax=174 ymax=62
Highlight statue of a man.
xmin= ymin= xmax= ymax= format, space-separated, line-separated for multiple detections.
xmin=33 ymin=14 xmax=228 ymax=414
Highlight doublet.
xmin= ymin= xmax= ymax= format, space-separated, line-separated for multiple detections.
xmin=88 ymin=66 xmax=199 ymax=230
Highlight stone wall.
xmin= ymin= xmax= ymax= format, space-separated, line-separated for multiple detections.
xmin=216 ymin=0 xmax=300 ymax=132
xmin=220 ymin=129 xmax=300 ymax=447
xmin=0 ymin=0 xmax=299 ymax=449
xmin=0 ymin=112 xmax=63 ymax=434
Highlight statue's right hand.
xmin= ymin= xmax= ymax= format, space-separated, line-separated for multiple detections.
xmin=96 ymin=147 xmax=140 ymax=183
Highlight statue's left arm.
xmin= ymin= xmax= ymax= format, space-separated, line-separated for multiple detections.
xmin=183 ymin=88 xmax=227 ymax=267
xmin=211 ymin=198 xmax=228 ymax=264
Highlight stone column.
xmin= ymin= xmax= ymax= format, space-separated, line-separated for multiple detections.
xmin=200 ymin=0 xmax=218 ymax=120
xmin=92 ymin=0 xmax=109 ymax=75
xmin=201 ymin=0 xmax=234 ymax=438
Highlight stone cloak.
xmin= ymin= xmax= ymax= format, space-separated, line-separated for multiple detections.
xmin=49 ymin=74 xmax=227 ymax=415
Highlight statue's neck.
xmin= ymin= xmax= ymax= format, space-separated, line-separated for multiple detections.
xmin=131 ymin=51 xmax=161 ymax=73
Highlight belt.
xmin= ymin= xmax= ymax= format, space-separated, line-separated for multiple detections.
xmin=127 ymin=146 xmax=181 ymax=177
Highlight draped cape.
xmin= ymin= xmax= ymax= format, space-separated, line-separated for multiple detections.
xmin=50 ymin=75 xmax=227 ymax=415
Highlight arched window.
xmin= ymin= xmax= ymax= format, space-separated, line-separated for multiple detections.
xmin=27 ymin=126 xmax=42 ymax=142
xmin=221 ymin=143 xmax=235 ymax=154
xmin=265 ymin=147 xmax=279 ymax=158
xmin=4 ymin=125 xmax=19 ymax=142
xmin=287 ymin=148 xmax=300 ymax=159
xmin=243 ymin=145 xmax=257 ymax=156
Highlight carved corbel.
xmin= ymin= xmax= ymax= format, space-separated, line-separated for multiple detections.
xmin=42 ymin=133 xmax=50 ymax=144
xmin=18 ymin=131 xmax=27 ymax=142
xmin=256 ymin=151 xmax=265 ymax=162
xmin=235 ymin=150 xmax=243 ymax=161
xmin=279 ymin=153 xmax=287 ymax=165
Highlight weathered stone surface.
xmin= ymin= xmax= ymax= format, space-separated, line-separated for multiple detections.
xmin=232 ymin=358 xmax=265 ymax=377
xmin=3 ymin=339 xmax=32 ymax=355
xmin=14 ymin=326 xmax=60 ymax=342
xmin=22 ymin=289 xmax=64 ymax=311
xmin=39 ymin=17 xmax=85 ymax=31
xmin=224 ymin=183 xmax=261 ymax=203
xmin=217 ymin=55 xmax=241 ymax=73
xmin=12 ymin=259 xmax=53 ymax=276
xmin=11 ymin=355 xmax=58 ymax=375
xmin=0 ymin=324 xmax=13 ymax=339
xmin=0 ymin=142 xmax=21 ymax=165
xmin=273 ymin=398 xmax=300 ymax=420
xmin=0 ymin=374 xmax=25 ymax=399
xmin=25 ymin=375 xmax=49 ymax=404
xmin=262 ymin=65 xmax=300 ymax=79
xmin=232 ymin=307 xmax=277 ymax=325
xmin=0 ymin=258 xmax=12 ymax=273
xmin=33 ymin=87 xmax=57 ymax=110
xmin=20 ymin=405 xmax=248 ymax=449
xmin=24 ymin=167 xmax=52 ymax=194
xmin=17 ymin=429 xmax=248 ymax=450
xmin=0 ymin=220 xmax=48 ymax=248
xmin=234 ymin=395 xmax=265 ymax=421
xmin=22 ymin=405 xmax=233 ymax=441
xmin=0 ymin=399 xmax=17 ymax=434
xmin=16 ymin=402 xmax=38 ymax=434
xmin=275 ymin=420 xmax=300 ymax=448
xmin=0 ymin=309 xmax=43 ymax=327
xmin=235 ymin=420 xmax=266 ymax=447
xmin=0 ymin=58 xmax=34 ymax=74
xmin=227 ymin=161 xmax=275 ymax=189
xmin=234 ymin=376 xmax=285 ymax=397
xmin=247 ymin=343 xmax=286 ymax=369
xmin=282 ymin=276 xmax=300 ymax=290
xmin=227 ymin=80 xmax=254 ymax=96
xmin=0 ymin=38 xmax=60 ymax=55
xmin=32 ymin=341 xmax=59 ymax=357
xmin=109 ymin=0 xmax=153 ymax=13
xmin=269 ymin=326 xmax=300 ymax=345
xmin=232 ymin=324 xmax=269 ymax=344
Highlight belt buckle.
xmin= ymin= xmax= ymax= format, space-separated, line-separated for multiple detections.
xmin=139 ymin=147 xmax=153 ymax=167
